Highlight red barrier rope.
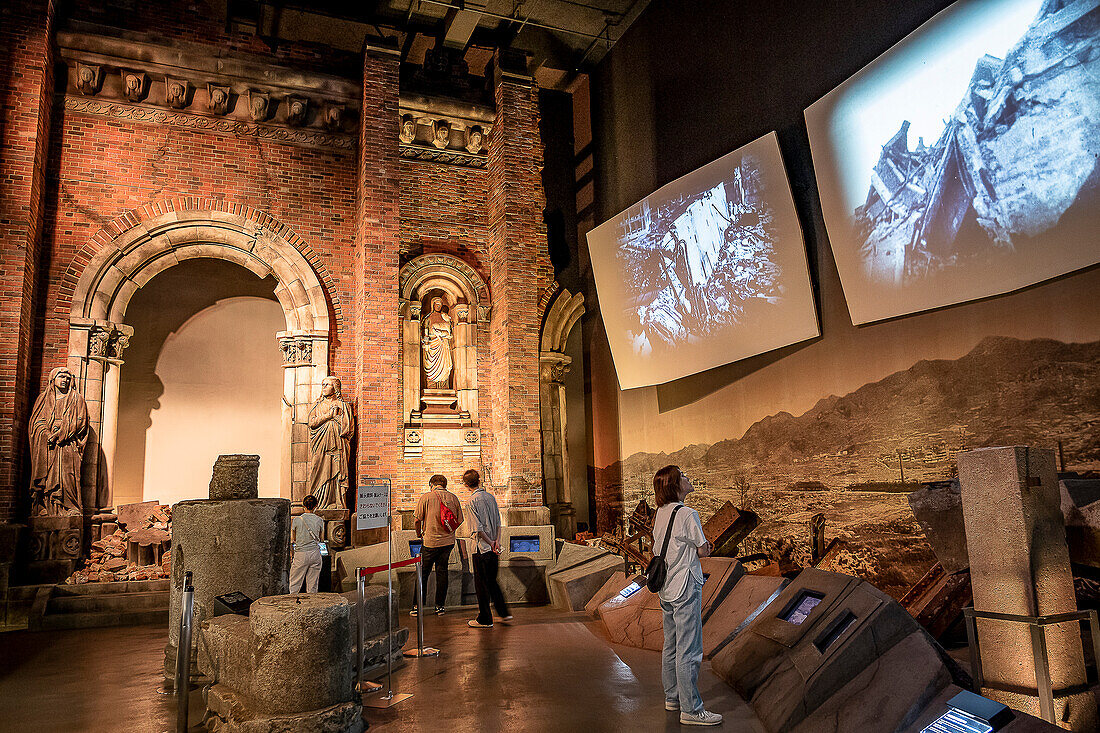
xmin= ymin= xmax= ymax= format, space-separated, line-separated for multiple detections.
xmin=358 ymin=555 xmax=422 ymax=576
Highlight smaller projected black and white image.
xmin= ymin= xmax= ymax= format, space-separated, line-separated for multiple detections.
xmin=587 ymin=132 xmax=818 ymax=390
xmin=806 ymin=0 xmax=1100 ymax=325
xmin=617 ymin=158 xmax=780 ymax=354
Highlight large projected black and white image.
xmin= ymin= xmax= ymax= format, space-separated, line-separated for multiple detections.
xmin=588 ymin=132 xmax=818 ymax=389
xmin=806 ymin=0 xmax=1100 ymax=325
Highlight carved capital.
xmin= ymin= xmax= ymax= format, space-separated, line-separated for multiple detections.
xmin=431 ymin=119 xmax=451 ymax=149
xmin=323 ymin=104 xmax=345 ymax=131
xmin=279 ymin=335 xmax=315 ymax=366
xmin=286 ymin=95 xmax=308 ymax=127
xmin=247 ymin=90 xmax=270 ymax=122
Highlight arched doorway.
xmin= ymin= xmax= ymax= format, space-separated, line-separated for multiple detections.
xmin=113 ymin=259 xmax=285 ymax=507
xmin=64 ymin=203 xmax=337 ymax=509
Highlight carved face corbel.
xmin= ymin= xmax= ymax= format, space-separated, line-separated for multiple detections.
xmin=122 ymin=71 xmax=148 ymax=102
xmin=399 ymin=114 xmax=416 ymax=144
xmin=323 ymin=104 xmax=344 ymax=131
xmin=465 ymin=125 xmax=484 ymax=154
xmin=165 ymin=78 xmax=189 ymax=109
xmin=431 ymin=119 xmax=451 ymax=149
xmin=247 ymin=90 xmax=270 ymax=122
xmin=75 ymin=63 xmax=102 ymax=96
xmin=286 ymin=96 xmax=308 ymax=127
xmin=207 ymin=84 xmax=231 ymax=115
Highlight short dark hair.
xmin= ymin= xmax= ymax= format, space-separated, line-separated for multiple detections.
xmin=463 ymin=469 xmax=480 ymax=488
xmin=429 ymin=474 xmax=447 ymax=488
xmin=303 ymin=494 xmax=318 ymax=510
xmin=653 ymin=465 xmax=682 ymax=507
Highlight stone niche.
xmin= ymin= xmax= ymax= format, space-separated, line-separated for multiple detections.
xmin=399 ymin=253 xmax=489 ymax=460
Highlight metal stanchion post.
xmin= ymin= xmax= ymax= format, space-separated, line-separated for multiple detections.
xmin=176 ymin=570 xmax=194 ymax=733
xmin=403 ymin=553 xmax=439 ymax=658
xmin=356 ymin=566 xmax=382 ymax=696
xmin=363 ymin=514 xmax=413 ymax=708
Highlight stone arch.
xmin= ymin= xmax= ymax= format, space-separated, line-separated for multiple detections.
xmin=399 ymin=252 xmax=490 ymax=322
xmin=538 ymin=288 xmax=585 ymax=539
xmin=64 ymin=202 xmax=339 ymax=508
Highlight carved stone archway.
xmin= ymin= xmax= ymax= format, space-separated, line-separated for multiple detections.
xmin=65 ymin=203 xmax=337 ymax=509
xmin=539 ymin=288 xmax=584 ymax=539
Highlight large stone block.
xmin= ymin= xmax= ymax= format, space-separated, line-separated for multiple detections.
xmin=250 ymin=594 xmax=354 ymax=713
xmin=702 ymin=574 xmax=786 ymax=657
xmin=597 ymin=580 xmax=664 ymax=651
xmin=908 ymin=481 xmax=969 ymax=572
xmin=584 ymin=571 xmax=627 ymax=615
xmin=208 ymin=454 xmax=260 ymax=500
xmin=548 ymin=552 xmax=624 ymax=611
xmin=1060 ymin=479 xmax=1100 ymax=569
xmin=167 ymin=498 xmax=291 ymax=676
xmin=958 ymin=447 xmax=1097 ymax=730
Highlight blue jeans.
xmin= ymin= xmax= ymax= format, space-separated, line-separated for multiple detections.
xmin=660 ymin=574 xmax=704 ymax=714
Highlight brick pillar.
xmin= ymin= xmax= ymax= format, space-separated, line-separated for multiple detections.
xmin=0 ymin=0 xmax=55 ymax=522
xmin=352 ymin=42 xmax=403 ymax=545
xmin=486 ymin=52 xmax=554 ymax=511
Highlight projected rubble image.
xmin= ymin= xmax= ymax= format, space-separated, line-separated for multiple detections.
xmin=855 ymin=1 xmax=1100 ymax=285
xmin=617 ymin=157 xmax=782 ymax=354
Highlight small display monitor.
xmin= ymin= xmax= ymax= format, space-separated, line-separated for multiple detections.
xmin=510 ymin=535 xmax=540 ymax=553
xmin=780 ymin=591 xmax=824 ymax=625
xmin=619 ymin=578 xmax=645 ymax=599
xmin=408 ymin=539 xmax=423 ymax=557
xmin=921 ymin=709 xmax=994 ymax=733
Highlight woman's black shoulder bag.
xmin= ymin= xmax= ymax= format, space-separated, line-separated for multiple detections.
xmin=645 ymin=504 xmax=683 ymax=593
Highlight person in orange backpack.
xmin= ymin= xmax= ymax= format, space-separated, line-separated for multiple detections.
xmin=413 ymin=474 xmax=464 ymax=616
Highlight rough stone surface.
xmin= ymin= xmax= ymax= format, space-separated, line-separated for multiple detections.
xmin=597 ymin=584 xmax=664 ymax=651
xmin=205 ymin=683 xmax=364 ymax=733
xmin=1060 ymin=479 xmax=1100 ymax=569
xmin=167 ymin=498 xmax=290 ymax=674
xmin=958 ymin=447 xmax=1098 ymax=729
xmin=548 ymin=553 xmax=624 ymax=611
xmin=584 ymin=571 xmax=627 ymax=615
xmin=250 ymin=594 xmax=354 ymax=713
xmin=702 ymin=574 xmax=785 ymax=657
xmin=209 ymin=455 xmax=260 ymax=500
xmin=116 ymin=500 xmax=160 ymax=531
xmin=907 ymin=481 xmax=969 ymax=572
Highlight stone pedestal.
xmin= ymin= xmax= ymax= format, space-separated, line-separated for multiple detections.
xmin=200 ymin=593 xmax=363 ymax=733
xmin=166 ymin=498 xmax=290 ymax=678
xmin=317 ymin=508 xmax=349 ymax=550
xmin=25 ymin=514 xmax=82 ymax=584
xmin=208 ymin=454 xmax=260 ymax=500
xmin=958 ymin=446 xmax=1098 ymax=730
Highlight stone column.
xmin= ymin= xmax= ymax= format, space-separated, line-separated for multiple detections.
xmin=486 ymin=50 xmax=554 ymax=509
xmin=958 ymin=446 xmax=1098 ymax=729
xmin=277 ymin=330 xmax=329 ymax=502
xmin=540 ymin=353 xmax=575 ymax=538
xmin=0 ymin=0 xmax=55 ymax=523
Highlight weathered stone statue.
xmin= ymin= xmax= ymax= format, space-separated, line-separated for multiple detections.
xmin=422 ymin=296 xmax=454 ymax=388
xmin=307 ymin=376 xmax=354 ymax=509
xmin=29 ymin=367 xmax=89 ymax=516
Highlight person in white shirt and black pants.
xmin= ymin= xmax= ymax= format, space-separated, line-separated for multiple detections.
xmin=652 ymin=465 xmax=723 ymax=727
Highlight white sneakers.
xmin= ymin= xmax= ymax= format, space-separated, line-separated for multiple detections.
xmin=679 ymin=709 xmax=723 ymax=726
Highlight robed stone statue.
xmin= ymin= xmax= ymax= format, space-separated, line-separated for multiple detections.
xmin=422 ymin=296 xmax=454 ymax=388
xmin=29 ymin=367 xmax=89 ymax=516
xmin=307 ymin=376 xmax=354 ymax=509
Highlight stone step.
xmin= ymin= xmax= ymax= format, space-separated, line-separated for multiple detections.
xmin=39 ymin=607 xmax=167 ymax=631
xmin=52 ymin=578 xmax=169 ymax=595
xmin=48 ymin=590 xmax=169 ymax=614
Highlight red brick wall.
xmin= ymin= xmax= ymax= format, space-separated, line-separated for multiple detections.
xmin=486 ymin=63 xmax=555 ymax=508
xmin=353 ymin=48 xmax=403 ymax=530
xmin=0 ymin=0 xmax=55 ymax=521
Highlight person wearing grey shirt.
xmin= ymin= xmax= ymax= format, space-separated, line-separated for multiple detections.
xmin=290 ymin=494 xmax=326 ymax=593
xmin=465 ymin=469 xmax=512 ymax=628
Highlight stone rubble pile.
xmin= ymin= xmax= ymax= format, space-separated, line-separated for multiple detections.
xmin=65 ymin=505 xmax=172 ymax=584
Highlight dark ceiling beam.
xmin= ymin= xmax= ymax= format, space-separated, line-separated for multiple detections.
xmin=441 ymin=6 xmax=482 ymax=50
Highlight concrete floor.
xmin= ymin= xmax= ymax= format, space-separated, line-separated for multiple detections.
xmin=0 ymin=606 xmax=763 ymax=733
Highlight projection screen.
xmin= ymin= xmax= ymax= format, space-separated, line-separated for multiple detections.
xmin=805 ymin=0 xmax=1100 ymax=325
xmin=587 ymin=132 xmax=818 ymax=390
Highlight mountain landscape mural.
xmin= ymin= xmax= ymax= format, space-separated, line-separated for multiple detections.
xmin=598 ymin=336 xmax=1100 ymax=596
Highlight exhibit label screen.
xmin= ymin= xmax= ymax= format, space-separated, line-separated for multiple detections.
xmin=805 ymin=0 xmax=1100 ymax=325
xmin=586 ymin=132 xmax=818 ymax=389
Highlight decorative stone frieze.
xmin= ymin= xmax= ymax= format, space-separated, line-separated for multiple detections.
xmin=56 ymin=30 xmax=359 ymax=151
xmin=397 ymin=96 xmax=493 ymax=168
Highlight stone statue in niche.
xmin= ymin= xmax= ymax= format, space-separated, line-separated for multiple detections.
xmin=307 ymin=376 xmax=354 ymax=509
xmin=422 ymin=297 xmax=454 ymax=388
xmin=29 ymin=367 xmax=89 ymax=517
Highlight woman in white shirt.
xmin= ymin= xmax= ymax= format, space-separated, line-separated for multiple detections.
xmin=652 ymin=465 xmax=723 ymax=727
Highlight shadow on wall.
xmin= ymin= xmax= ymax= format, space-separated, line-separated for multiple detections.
xmin=114 ymin=258 xmax=282 ymax=507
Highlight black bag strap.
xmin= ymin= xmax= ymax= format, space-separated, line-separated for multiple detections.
xmin=658 ymin=505 xmax=683 ymax=559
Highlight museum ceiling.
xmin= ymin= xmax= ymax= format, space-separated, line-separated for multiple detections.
xmin=217 ymin=0 xmax=651 ymax=88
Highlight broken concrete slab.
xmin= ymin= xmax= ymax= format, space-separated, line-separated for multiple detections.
xmin=907 ymin=481 xmax=968 ymax=572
